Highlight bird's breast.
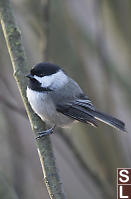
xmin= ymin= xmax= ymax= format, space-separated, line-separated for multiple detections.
xmin=26 ymin=87 xmax=73 ymax=126
xmin=26 ymin=87 xmax=55 ymax=120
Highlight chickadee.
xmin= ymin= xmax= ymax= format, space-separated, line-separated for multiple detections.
xmin=26 ymin=62 xmax=126 ymax=138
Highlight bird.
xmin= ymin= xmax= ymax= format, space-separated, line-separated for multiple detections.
xmin=26 ymin=62 xmax=126 ymax=138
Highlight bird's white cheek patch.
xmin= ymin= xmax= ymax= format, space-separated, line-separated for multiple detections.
xmin=34 ymin=71 xmax=68 ymax=89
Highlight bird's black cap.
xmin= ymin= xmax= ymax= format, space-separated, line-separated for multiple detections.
xmin=30 ymin=62 xmax=61 ymax=77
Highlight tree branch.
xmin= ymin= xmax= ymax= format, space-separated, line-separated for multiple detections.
xmin=0 ymin=95 xmax=113 ymax=199
xmin=0 ymin=0 xmax=66 ymax=198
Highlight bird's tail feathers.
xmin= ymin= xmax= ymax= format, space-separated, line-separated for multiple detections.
xmin=92 ymin=110 xmax=126 ymax=133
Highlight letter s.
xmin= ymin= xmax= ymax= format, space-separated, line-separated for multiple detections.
xmin=119 ymin=170 xmax=129 ymax=183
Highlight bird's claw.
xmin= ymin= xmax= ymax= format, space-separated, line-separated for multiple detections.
xmin=36 ymin=125 xmax=55 ymax=139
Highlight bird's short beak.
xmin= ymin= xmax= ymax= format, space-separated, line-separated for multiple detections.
xmin=25 ymin=74 xmax=34 ymax=79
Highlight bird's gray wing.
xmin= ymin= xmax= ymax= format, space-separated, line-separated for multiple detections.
xmin=57 ymin=93 xmax=126 ymax=131
xmin=56 ymin=95 xmax=98 ymax=127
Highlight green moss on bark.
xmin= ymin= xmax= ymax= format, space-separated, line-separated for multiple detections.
xmin=0 ymin=0 xmax=66 ymax=198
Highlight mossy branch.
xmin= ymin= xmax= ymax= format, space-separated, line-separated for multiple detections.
xmin=0 ymin=0 xmax=66 ymax=198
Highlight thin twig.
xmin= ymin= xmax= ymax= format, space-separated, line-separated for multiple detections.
xmin=0 ymin=172 xmax=19 ymax=199
xmin=41 ymin=0 xmax=51 ymax=60
xmin=0 ymin=95 xmax=27 ymax=117
xmin=0 ymin=74 xmax=16 ymax=100
xmin=57 ymin=130 xmax=113 ymax=199
xmin=0 ymin=0 xmax=66 ymax=198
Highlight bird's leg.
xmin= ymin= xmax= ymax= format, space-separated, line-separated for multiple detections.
xmin=36 ymin=125 xmax=56 ymax=139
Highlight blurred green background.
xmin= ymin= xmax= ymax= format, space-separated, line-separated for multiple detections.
xmin=0 ymin=0 xmax=131 ymax=198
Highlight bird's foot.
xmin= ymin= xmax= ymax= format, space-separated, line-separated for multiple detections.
xmin=36 ymin=125 xmax=56 ymax=139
